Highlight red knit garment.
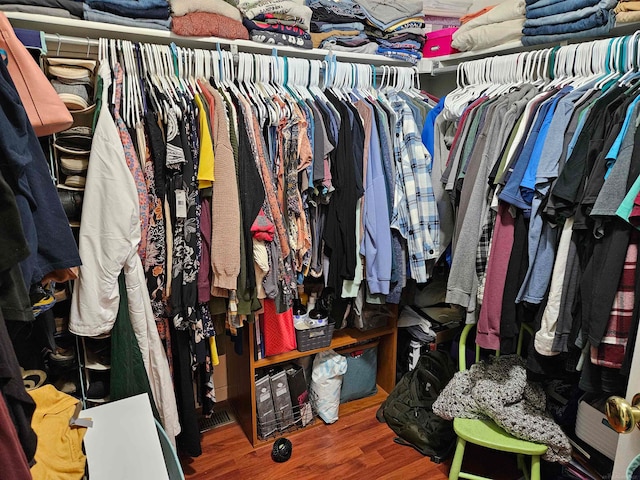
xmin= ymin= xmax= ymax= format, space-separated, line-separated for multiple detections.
xmin=172 ymin=12 xmax=249 ymax=39
xmin=261 ymin=299 xmax=297 ymax=357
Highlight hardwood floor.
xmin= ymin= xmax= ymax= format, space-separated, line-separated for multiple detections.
xmin=182 ymin=405 xmax=524 ymax=480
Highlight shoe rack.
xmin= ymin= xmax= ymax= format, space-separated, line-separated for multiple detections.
xmin=47 ymin=55 xmax=97 ymax=230
xmin=80 ymin=336 xmax=111 ymax=405
xmin=42 ymin=52 xmax=105 ymax=406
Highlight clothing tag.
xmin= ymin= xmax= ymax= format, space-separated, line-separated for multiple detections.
xmin=176 ymin=190 xmax=187 ymax=218
xmin=70 ymin=417 xmax=94 ymax=428
xmin=68 ymin=402 xmax=93 ymax=428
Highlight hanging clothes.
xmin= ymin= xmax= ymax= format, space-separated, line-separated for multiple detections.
xmin=66 ymin=40 xmax=441 ymax=456
xmin=69 ymin=62 xmax=181 ymax=444
xmin=0 ymin=58 xmax=80 ymax=318
xmin=437 ymin=47 xmax=640 ymax=394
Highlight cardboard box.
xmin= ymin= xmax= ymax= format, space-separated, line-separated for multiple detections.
xmin=575 ymin=395 xmax=619 ymax=461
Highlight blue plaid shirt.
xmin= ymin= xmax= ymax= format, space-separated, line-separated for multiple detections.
xmin=389 ymin=95 xmax=440 ymax=284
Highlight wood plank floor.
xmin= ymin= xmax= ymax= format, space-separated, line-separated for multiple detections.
xmin=181 ymin=405 xmax=524 ymax=480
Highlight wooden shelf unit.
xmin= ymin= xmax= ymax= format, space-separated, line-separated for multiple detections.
xmin=226 ymin=307 xmax=398 ymax=447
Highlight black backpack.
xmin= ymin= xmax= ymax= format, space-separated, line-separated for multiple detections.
xmin=377 ymin=350 xmax=457 ymax=462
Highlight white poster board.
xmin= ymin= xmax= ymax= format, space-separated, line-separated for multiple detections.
xmin=81 ymin=394 xmax=169 ymax=480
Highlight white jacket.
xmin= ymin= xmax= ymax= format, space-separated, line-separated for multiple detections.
xmin=70 ymin=63 xmax=181 ymax=443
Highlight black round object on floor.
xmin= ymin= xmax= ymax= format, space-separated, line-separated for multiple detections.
xmin=271 ymin=438 xmax=292 ymax=463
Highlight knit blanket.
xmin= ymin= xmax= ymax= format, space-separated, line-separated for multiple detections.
xmin=432 ymin=355 xmax=571 ymax=463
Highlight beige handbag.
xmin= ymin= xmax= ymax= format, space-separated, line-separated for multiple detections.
xmin=0 ymin=12 xmax=73 ymax=136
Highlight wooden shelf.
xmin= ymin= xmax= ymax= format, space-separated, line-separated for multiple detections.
xmin=226 ymin=307 xmax=398 ymax=447
xmin=5 ymin=12 xmax=410 ymax=67
xmin=254 ymin=324 xmax=396 ymax=368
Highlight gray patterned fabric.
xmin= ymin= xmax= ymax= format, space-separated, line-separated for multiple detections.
xmin=432 ymin=355 xmax=571 ymax=463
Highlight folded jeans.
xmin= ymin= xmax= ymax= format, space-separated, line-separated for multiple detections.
xmin=522 ymin=8 xmax=613 ymax=36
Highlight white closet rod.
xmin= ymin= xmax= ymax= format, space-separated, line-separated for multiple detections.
xmin=44 ymin=33 xmax=99 ymax=48
xmin=44 ymin=33 xmax=98 ymax=58
xmin=452 ymin=33 xmax=639 ymax=87
xmin=431 ymin=27 xmax=640 ymax=77
xmin=40 ymin=31 xmax=420 ymax=88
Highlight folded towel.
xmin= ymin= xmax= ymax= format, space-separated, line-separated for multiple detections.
xmin=169 ymin=0 xmax=241 ymax=22
xmin=172 ymin=11 xmax=249 ymax=38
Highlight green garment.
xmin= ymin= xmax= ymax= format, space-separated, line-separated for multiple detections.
xmin=110 ymin=271 xmax=159 ymax=421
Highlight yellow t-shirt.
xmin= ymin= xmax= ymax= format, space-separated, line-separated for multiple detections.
xmin=29 ymin=385 xmax=87 ymax=480
xmin=195 ymin=93 xmax=215 ymax=189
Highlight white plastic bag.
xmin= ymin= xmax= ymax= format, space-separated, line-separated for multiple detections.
xmin=310 ymin=350 xmax=348 ymax=424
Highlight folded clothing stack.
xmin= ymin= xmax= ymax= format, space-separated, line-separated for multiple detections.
xmin=170 ymin=0 xmax=248 ymax=39
xmin=307 ymin=0 xmax=374 ymax=54
xmin=0 ymin=0 xmax=83 ymax=19
xmin=83 ymin=0 xmax=171 ymax=31
xmin=616 ymin=0 xmax=640 ymax=23
xmin=523 ymin=0 xmax=617 ymax=46
xmin=357 ymin=0 xmax=425 ymax=64
xmin=451 ymin=0 xmax=525 ymax=51
xmin=238 ymin=0 xmax=313 ymax=49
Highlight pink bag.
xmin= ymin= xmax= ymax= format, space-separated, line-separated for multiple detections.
xmin=0 ymin=13 xmax=72 ymax=136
